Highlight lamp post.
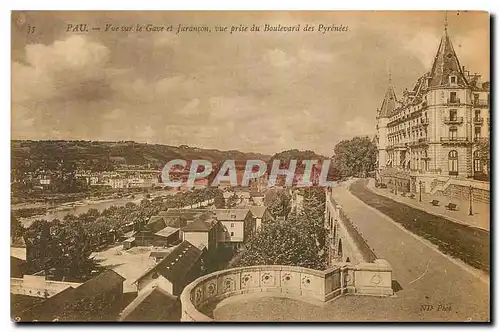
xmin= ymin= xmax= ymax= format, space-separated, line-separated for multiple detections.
xmin=419 ymin=181 xmax=422 ymax=202
xmin=469 ymin=185 xmax=473 ymax=216
xmin=395 ymin=179 xmax=398 ymax=195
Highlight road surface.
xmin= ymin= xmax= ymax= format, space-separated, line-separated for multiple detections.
xmin=328 ymin=179 xmax=490 ymax=322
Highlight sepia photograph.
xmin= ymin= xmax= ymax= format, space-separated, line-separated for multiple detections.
xmin=10 ymin=10 xmax=490 ymax=322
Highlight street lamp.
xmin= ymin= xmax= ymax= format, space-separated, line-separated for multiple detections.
xmin=395 ymin=179 xmax=398 ymax=195
xmin=419 ymin=181 xmax=422 ymax=202
xmin=469 ymin=185 xmax=473 ymax=216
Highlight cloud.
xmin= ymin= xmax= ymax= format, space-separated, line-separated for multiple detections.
xmin=11 ymin=12 xmax=489 ymax=156
xmin=13 ymin=35 xmax=111 ymax=104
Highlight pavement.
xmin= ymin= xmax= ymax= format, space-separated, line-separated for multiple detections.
xmin=329 ymin=179 xmax=490 ymax=322
xmin=367 ymin=178 xmax=490 ymax=231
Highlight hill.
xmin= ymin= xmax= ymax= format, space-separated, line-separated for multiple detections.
xmin=11 ymin=140 xmax=270 ymax=173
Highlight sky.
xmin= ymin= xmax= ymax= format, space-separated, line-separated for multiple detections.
xmin=11 ymin=11 xmax=489 ymax=156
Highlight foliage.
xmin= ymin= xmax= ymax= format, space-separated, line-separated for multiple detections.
xmin=235 ymin=221 xmax=323 ymax=270
xmin=225 ymin=193 xmax=240 ymax=208
xmin=333 ymin=136 xmax=377 ymax=177
xmin=477 ymin=138 xmax=490 ymax=162
xmin=265 ymin=189 xmax=292 ymax=219
xmin=236 ymin=187 xmax=326 ymax=270
xmin=23 ymin=187 xmax=222 ymax=281
xmin=11 ymin=215 xmax=25 ymax=239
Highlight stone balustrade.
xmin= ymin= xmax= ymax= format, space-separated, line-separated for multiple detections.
xmin=180 ymin=261 xmax=393 ymax=321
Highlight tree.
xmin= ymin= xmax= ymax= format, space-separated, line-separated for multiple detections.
xmin=476 ymin=138 xmax=490 ymax=175
xmin=266 ymin=190 xmax=291 ymax=219
xmin=333 ymin=136 xmax=377 ymax=178
xmin=11 ymin=215 xmax=25 ymax=239
xmin=235 ymin=221 xmax=323 ymax=270
xmin=226 ymin=193 xmax=239 ymax=208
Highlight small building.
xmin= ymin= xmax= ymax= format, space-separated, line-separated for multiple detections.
xmin=122 ymin=237 xmax=136 ymax=250
xmin=248 ymin=206 xmax=273 ymax=231
xmin=133 ymin=241 xmax=203 ymax=296
xmin=181 ymin=217 xmax=220 ymax=252
xmin=213 ymin=209 xmax=254 ymax=248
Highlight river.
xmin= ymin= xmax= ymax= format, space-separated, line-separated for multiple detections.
xmin=20 ymin=190 xmax=178 ymax=227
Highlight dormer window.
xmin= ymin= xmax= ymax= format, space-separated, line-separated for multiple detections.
xmin=450 ymin=75 xmax=457 ymax=85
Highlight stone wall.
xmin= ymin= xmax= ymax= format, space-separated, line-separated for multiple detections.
xmin=430 ymin=177 xmax=490 ymax=204
xmin=180 ymin=198 xmax=215 ymax=210
xmin=180 ymin=262 xmax=393 ymax=321
xmin=10 ymin=275 xmax=81 ymax=298
xmin=325 ymin=191 xmax=377 ymax=265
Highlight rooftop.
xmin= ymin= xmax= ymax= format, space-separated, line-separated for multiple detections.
xmin=134 ymin=241 xmax=203 ymax=285
xmin=213 ymin=209 xmax=250 ymax=221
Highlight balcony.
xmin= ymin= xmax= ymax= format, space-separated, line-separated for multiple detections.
xmin=474 ymin=137 xmax=488 ymax=143
xmin=443 ymin=117 xmax=463 ymax=125
xmin=446 ymin=98 xmax=461 ymax=104
xmin=409 ymin=138 xmax=429 ymax=147
xmin=473 ymin=99 xmax=489 ymax=107
xmin=180 ymin=263 xmax=394 ymax=322
xmin=440 ymin=137 xmax=470 ymax=144
xmin=473 ymin=117 xmax=484 ymax=125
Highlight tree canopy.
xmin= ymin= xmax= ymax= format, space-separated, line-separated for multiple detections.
xmin=333 ymin=136 xmax=377 ymax=177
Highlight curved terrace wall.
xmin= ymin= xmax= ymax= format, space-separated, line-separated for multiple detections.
xmin=180 ymin=261 xmax=393 ymax=321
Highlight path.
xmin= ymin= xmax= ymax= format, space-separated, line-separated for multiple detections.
xmin=328 ymin=179 xmax=490 ymax=322
xmin=368 ymin=178 xmax=489 ymax=231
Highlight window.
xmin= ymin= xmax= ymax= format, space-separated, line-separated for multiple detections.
xmin=475 ymin=127 xmax=481 ymax=139
xmin=449 ymin=127 xmax=458 ymax=140
xmin=449 ymin=92 xmax=457 ymax=103
xmin=230 ymin=223 xmax=234 ymax=228
xmin=449 ymin=109 xmax=457 ymax=121
xmin=448 ymin=150 xmax=458 ymax=175
xmin=450 ymin=76 xmax=456 ymax=84
xmin=230 ymin=232 xmax=234 ymax=236
xmin=473 ymin=150 xmax=481 ymax=173
xmin=475 ymin=110 xmax=481 ymax=121
xmin=474 ymin=93 xmax=479 ymax=102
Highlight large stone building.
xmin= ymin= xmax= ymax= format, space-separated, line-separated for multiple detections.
xmin=376 ymin=24 xmax=490 ymax=193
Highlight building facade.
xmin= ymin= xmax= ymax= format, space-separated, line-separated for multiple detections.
xmin=376 ymin=25 xmax=490 ymax=193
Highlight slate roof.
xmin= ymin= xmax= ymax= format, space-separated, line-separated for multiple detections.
xmin=134 ymin=241 xmax=202 ymax=285
xmin=213 ymin=209 xmax=250 ymax=221
xmin=181 ymin=217 xmax=218 ymax=233
xmin=119 ymin=285 xmax=178 ymax=322
xmin=71 ymin=269 xmax=125 ymax=299
xmin=378 ymin=85 xmax=398 ymax=118
xmin=428 ymin=31 xmax=468 ymax=88
xmin=248 ymin=206 xmax=267 ymax=219
xmin=155 ymin=226 xmax=179 ymax=238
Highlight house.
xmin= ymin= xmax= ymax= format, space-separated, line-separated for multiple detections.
xmin=134 ymin=216 xmax=183 ymax=247
xmin=11 ymin=256 xmax=27 ymax=278
xmin=119 ymin=284 xmax=179 ymax=322
xmin=181 ymin=216 xmax=220 ymax=252
xmin=248 ymin=206 xmax=273 ymax=231
xmin=133 ymin=241 xmax=203 ymax=296
xmin=213 ymin=209 xmax=254 ymax=248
